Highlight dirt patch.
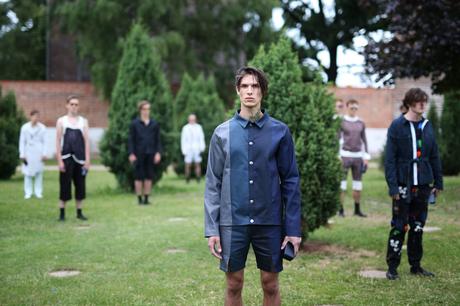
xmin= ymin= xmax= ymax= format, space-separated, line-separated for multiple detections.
xmin=48 ymin=269 xmax=80 ymax=277
xmin=165 ymin=248 xmax=187 ymax=254
xmin=302 ymin=241 xmax=377 ymax=259
xmin=424 ymin=226 xmax=441 ymax=232
xmin=358 ymin=269 xmax=387 ymax=279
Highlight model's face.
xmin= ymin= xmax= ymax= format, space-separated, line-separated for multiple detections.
xmin=335 ymin=101 xmax=344 ymax=114
xmin=237 ymin=74 xmax=262 ymax=110
xmin=347 ymin=103 xmax=358 ymax=116
xmin=67 ymin=99 xmax=79 ymax=115
xmin=140 ymin=104 xmax=150 ymax=117
xmin=30 ymin=113 xmax=39 ymax=124
xmin=410 ymin=100 xmax=427 ymax=115
xmin=188 ymin=114 xmax=197 ymax=124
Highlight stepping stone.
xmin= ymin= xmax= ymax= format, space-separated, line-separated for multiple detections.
xmin=165 ymin=248 xmax=187 ymax=254
xmin=424 ymin=226 xmax=441 ymax=232
xmin=358 ymin=269 xmax=387 ymax=279
xmin=168 ymin=217 xmax=186 ymax=222
xmin=48 ymin=270 xmax=80 ymax=277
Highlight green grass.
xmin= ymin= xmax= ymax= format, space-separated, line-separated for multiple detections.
xmin=1 ymin=169 xmax=459 ymax=305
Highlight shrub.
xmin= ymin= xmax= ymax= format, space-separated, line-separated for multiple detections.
xmin=440 ymin=91 xmax=460 ymax=175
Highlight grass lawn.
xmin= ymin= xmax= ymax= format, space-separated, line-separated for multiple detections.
xmin=1 ymin=169 xmax=459 ymax=305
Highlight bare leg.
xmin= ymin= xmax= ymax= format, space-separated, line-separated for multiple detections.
xmin=260 ymin=271 xmax=280 ymax=306
xmin=143 ymin=180 xmax=152 ymax=195
xmin=76 ymin=200 xmax=83 ymax=209
xmin=225 ymin=270 xmax=244 ymax=306
xmin=59 ymin=200 xmax=66 ymax=208
xmin=185 ymin=163 xmax=191 ymax=182
xmin=194 ymin=162 xmax=201 ymax=182
xmin=134 ymin=180 xmax=143 ymax=195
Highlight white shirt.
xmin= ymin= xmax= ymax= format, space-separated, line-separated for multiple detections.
xmin=181 ymin=123 xmax=205 ymax=155
xmin=19 ymin=122 xmax=47 ymax=176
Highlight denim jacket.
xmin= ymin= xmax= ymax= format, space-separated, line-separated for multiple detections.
xmin=384 ymin=115 xmax=443 ymax=197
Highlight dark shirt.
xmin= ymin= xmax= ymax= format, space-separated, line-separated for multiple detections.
xmin=384 ymin=115 xmax=443 ymax=196
xmin=204 ymin=111 xmax=301 ymax=238
xmin=128 ymin=117 xmax=162 ymax=155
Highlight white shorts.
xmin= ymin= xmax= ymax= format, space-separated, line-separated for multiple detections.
xmin=184 ymin=152 xmax=202 ymax=164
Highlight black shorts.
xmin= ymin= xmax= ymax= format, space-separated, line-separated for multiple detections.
xmin=219 ymin=225 xmax=283 ymax=273
xmin=59 ymin=158 xmax=86 ymax=201
xmin=134 ymin=153 xmax=154 ymax=180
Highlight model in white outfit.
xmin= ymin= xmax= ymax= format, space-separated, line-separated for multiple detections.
xmin=180 ymin=114 xmax=205 ymax=182
xmin=19 ymin=111 xmax=47 ymax=199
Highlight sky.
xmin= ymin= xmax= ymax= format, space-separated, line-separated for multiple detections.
xmin=271 ymin=4 xmax=387 ymax=88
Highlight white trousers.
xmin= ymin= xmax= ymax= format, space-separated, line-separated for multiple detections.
xmin=24 ymin=172 xmax=43 ymax=198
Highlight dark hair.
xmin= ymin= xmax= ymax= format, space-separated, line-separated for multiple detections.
xmin=66 ymin=95 xmax=79 ymax=103
xmin=30 ymin=109 xmax=39 ymax=116
xmin=346 ymin=99 xmax=359 ymax=106
xmin=235 ymin=66 xmax=269 ymax=97
xmin=138 ymin=100 xmax=150 ymax=111
xmin=403 ymin=88 xmax=428 ymax=108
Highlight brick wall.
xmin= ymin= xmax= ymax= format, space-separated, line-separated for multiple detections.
xmin=0 ymin=81 xmax=108 ymax=128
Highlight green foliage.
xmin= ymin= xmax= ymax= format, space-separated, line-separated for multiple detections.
xmin=100 ymin=24 xmax=173 ymax=190
xmin=0 ymin=87 xmax=26 ymax=179
xmin=174 ymin=73 xmax=226 ymax=175
xmin=249 ymin=36 xmax=342 ymax=240
xmin=440 ymin=91 xmax=460 ymax=175
xmin=0 ymin=0 xmax=46 ymax=80
xmin=55 ymin=0 xmax=277 ymax=100
xmin=427 ymin=101 xmax=440 ymax=140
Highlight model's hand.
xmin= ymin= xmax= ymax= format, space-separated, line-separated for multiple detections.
xmin=363 ymin=159 xmax=369 ymax=167
xmin=21 ymin=157 xmax=27 ymax=163
xmin=84 ymin=161 xmax=90 ymax=170
xmin=207 ymin=236 xmax=222 ymax=259
xmin=281 ymin=236 xmax=302 ymax=255
xmin=129 ymin=154 xmax=137 ymax=163
xmin=392 ymin=194 xmax=400 ymax=201
xmin=58 ymin=160 xmax=66 ymax=172
xmin=41 ymin=156 xmax=47 ymax=161
xmin=432 ymin=188 xmax=441 ymax=197
xmin=154 ymin=153 xmax=161 ymax=164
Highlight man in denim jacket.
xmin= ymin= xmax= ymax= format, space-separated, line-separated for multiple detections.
xmin=384 ymin=88 xmax=443 ymax=280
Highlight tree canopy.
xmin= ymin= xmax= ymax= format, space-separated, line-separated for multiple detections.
xmin=364 ymin=0 xmax=460 ymax=93
xmin=281 ymin=0 xmax=385 ymax=83
xmin=0 ymin=0 xmax=46 ymax=80
xmin=55 ymin=0 xmax=277 ymax=100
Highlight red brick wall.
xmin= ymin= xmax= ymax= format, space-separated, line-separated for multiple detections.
xmin=329 ymin=87 xmax=395 ymax=128
xmin=0 ymin=81 xmax=108 ymax=128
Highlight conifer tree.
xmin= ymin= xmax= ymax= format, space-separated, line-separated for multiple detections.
xmin=440 ymin=91 xmax=460 ymax=175
xmin=249 ymin=37 xmax=342 ymax=239
xmin=174 ymin=73 xmax=225 ymax=175
xmin=0 ymin=88 xmax=26 ymax=179
xmin=427 ymin=102 xmax=440 ymax=141
xmin=100 ymin=24 xmax=173 ymax=189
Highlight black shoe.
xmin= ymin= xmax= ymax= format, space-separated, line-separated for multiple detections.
xmin=410 ymin=266 xmax=435 ymax=277
xmin=354 ymin=211 xmax=367 ymax=218
xmin=338 ymin=209 xmax=345 ymax=217
xmin=386 ymin=269 xmax=399 ymax=280
xmin=77 ymin=214 xmax=88 ymax=221
xmin=143 ymin=200 xmax=151 ymax=205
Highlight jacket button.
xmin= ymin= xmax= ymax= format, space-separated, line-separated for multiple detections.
xmin=249 ymin=180 xmax=253 ymax=184
xmin=250 ymin=219 xmax=254 ymax=223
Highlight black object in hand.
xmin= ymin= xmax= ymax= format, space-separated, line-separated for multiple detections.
xmin=23 ymin=160 xmax=28 ymax=166
xmin=283 ymin=241 xmax=296 ymax=261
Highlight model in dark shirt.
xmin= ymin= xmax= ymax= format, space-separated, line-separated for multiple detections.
xmin=128 ymin=100 xmax=162 ymax=205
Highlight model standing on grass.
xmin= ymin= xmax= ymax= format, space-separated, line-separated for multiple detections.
xmin=338 ymin=99 xmax=370 ymax=217
xmin=181 ymin=113 xmax=205 ymax=183
xmin=205 ymin=66 xmax=301 ymax=306
xmin=19 ymin=110 xmax=47 ymax=199
xmin=384 ymin=88 xmax=443 ymax=280
xmin=56 ymin=96 xmax=90 ymax=221
xmin=128 ymin=100 xmax=162 ymax=205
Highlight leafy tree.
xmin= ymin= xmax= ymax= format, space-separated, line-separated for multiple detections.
xmin=0 ymin=87 xmax=26 ymax=179
xmin=250 ymin=36 xmax=342 ymax=240
xmin=440 ymin=91 xmax=460 ymax=175
xmin=281 ymin=0 xmax=385 ymax=83
xmin=100 ymin=24 xmax=173 ymax=190
xmin=427 ymin=101 xmax=440 ymax=141
xmin=55 ymin=0 xmax=277 ymax=101
xmin=174 ymin=73 xmax=226 ymax=175
xmin=0 ymin=0 xmax=46 ymax=80
xmin=364 ymin=0 xmax=460 ymax=93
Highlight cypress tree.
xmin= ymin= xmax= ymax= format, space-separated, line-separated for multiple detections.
xmin=0 ymin=88 xmax=26 ymax=179
xmin=440 ymin=91 xmax=460 ymax=175
xmin=174 ymin=73 xmax=225 ymax=175
xmin=427 ymin=101 xmax=440 ymax=141
xmin=249 ymin=36 xmax=342 ymax=240
xmin=100 ymin=24 xmax=173 ymax=189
